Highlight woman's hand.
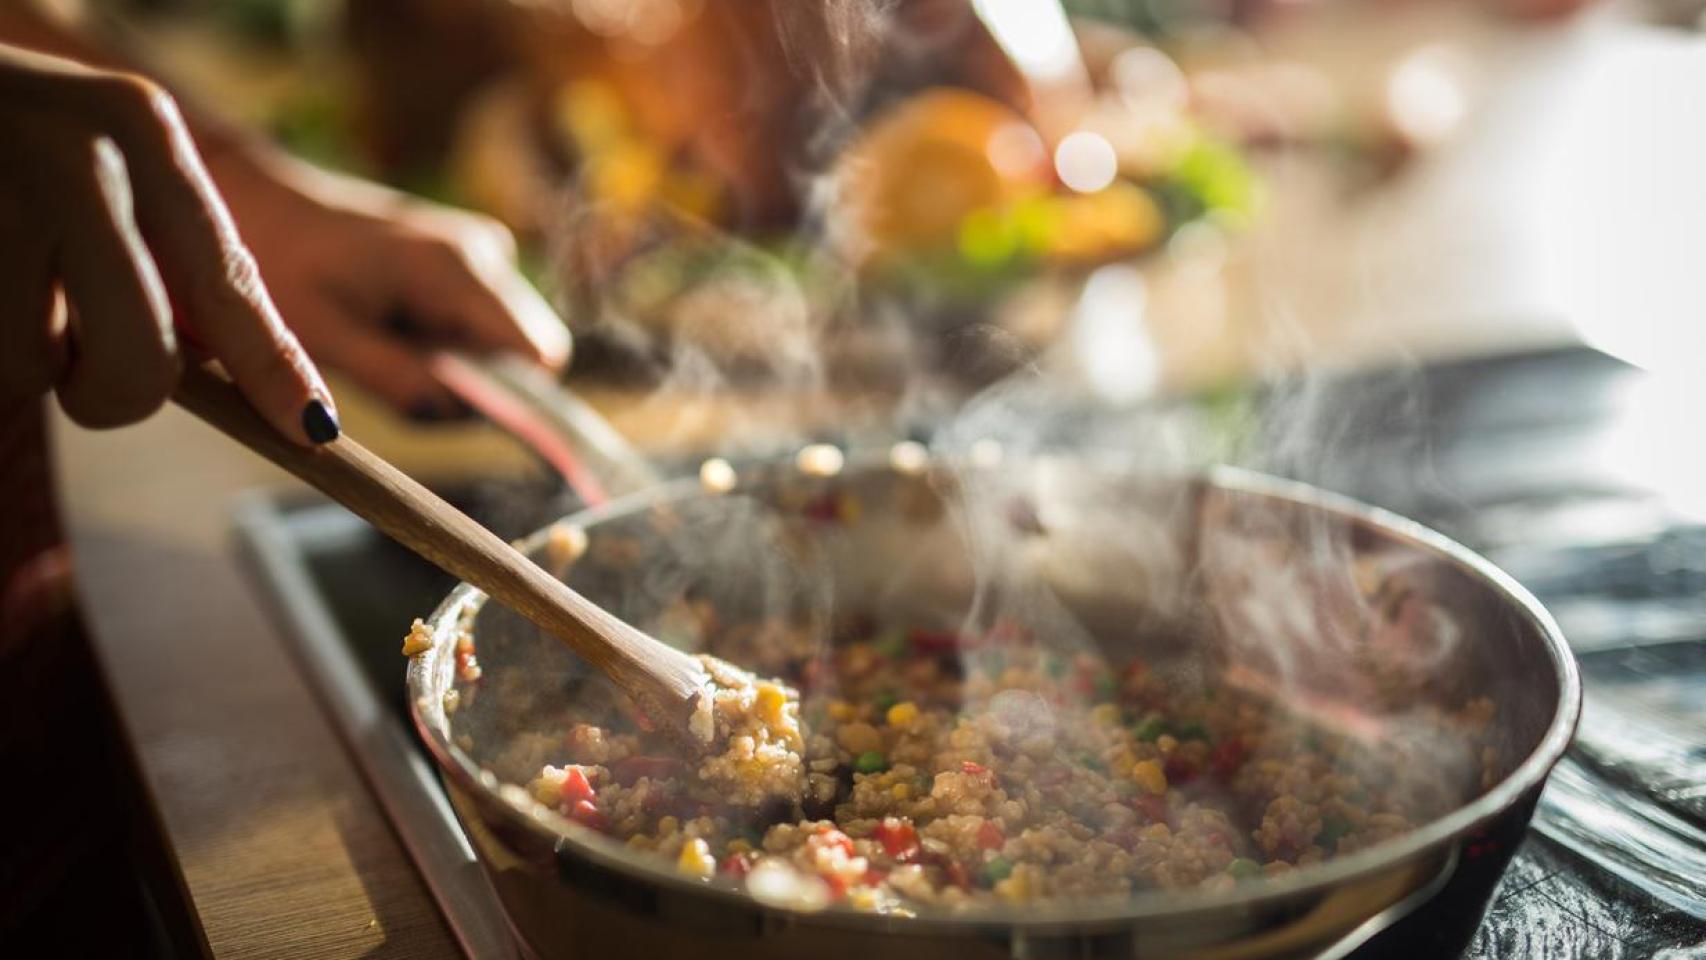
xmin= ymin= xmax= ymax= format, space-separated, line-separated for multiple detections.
xmin=0 ymin=43 xmax=338 ymax=445
xmin=212 ymin=153 xmax=571 ymax=417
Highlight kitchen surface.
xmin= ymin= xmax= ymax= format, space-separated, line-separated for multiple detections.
xmin=18 ymin=0 xmax=1706 ymax=956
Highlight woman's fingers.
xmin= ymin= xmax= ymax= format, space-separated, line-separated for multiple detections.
xmin=291 ymin=297 xmax=448 ymax=413
xmin=1 ymin=47 xmax=333 ymax=443
xmin=393 ymin=215 xmax=571 ymax=370
xmin=87 ymin=72 xmax=336 ymax=445
xmin=52 ymin=136 xmax=179 ymax=428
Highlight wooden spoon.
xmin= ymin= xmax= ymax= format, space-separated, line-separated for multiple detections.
xmin=172 ymin=364 xmax=712 ymax=739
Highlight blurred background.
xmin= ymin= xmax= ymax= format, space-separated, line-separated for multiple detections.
xmin=80 ymin=0 xmax=1706 ymax=444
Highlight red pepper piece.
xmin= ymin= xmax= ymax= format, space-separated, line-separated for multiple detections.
xmin=873 ymin=818 xmax=920 ymax=860
xmin=816 ymin=827 xmax=856 ymax=858
xmin=721 ymin=853 xmax=753 ymax=877
xmin=568 ymin=798 xmax=606 ymax=830
xmin=803 ymin=492 xmax=844 ymax=524
xmin=823 ymin=871 xmax=849 ymax=900
xmin=1164 ymin=756 xmax=1199 ymax=786
xmin=560 ymin=766 xmax=596 ymax=805
xmin=960 ymin=760 xmax=987 ymax=775
xmin=976 ymin=820 xmax=1005 ymax=850
xmin=910 ymin=629 xmax=962 ymax=654
xmin=455 ymin=649 xmax=481 ymax=682
xmin=1210 ymin=739 xmax=1247 ymax=780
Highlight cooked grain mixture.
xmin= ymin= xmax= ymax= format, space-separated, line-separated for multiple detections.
xmin=686 ymin=653 xmax=806 ymax=806
xmin=482 ymin=618 xmax=1495 ymax=914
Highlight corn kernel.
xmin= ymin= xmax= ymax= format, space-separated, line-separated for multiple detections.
xmin=756 ymin=682 xmax=788 ymax=722
xmin=657 ymin=816 xmax=680 ymax=835
xmin=828 ymin=700 xmax=856 ymax=722
xmin=677 ymin=837 xmax=715 ymax=879
xmin=1156 ymin=734 xmax=1179 ymax=754
xmin=994 ymin=867 xmax=1031 ymax=905
xmin=727 ymin=839 xmax=752 ymax=855
xmin=1110 ymin=750 xmax=1137 ymax=776
xmin=887 ymin=701 xmax=920 ymax=727
xmin=1130 ymin=759 xmax=1168 ymax=795
xmin=400 ymin=619 xmax=433 ymax=656
xmin=838 ymin=493 xmax=862 ymax=524
xmin=530 ymin=766 xmax=567 ymax=805
xmin=891 ymin=783 xmax=912 ymax=800
xmin=545 ymin=522 xmax=588 ymax=570
xmin=1090 ymin=704 xmax=1120 ymax=727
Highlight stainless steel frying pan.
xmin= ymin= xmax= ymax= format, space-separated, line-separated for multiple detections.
xmin=406 ymin=454 xmax=1578 ymax=959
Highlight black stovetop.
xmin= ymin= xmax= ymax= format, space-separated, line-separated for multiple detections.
xmin=238 ymin=346 xmax=1705 ymax=959
xmin=1292 ymin=348 xmax=1705 ymax=957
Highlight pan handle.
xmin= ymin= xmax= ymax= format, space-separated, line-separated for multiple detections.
xmin=429 ymin=351 xmax=660 ymax=506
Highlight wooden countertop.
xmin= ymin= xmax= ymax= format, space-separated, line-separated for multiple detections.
xmin=56 ymin=394 xmax=470 ymax=958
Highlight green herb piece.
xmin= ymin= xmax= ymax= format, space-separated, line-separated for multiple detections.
xmin=854 ymin=751 xmax=889 ymax=774
xmin=1132 ymin=713 xmax=1167 ymax=742
xmin=1092 ymin=673 xmax=1117 ymax=701
xmin=1227 ymin=858 xmax=1262 ymax=879
xmin=1173 ymin=721 xmax=1210 ymax=742
xmin=873 ymin=629 xmax=906 ymax=658
xmin=1319 ymin=814 xmax=1353 ymax=846
xmin=980 ymin=856 xmax=1014 ymax=886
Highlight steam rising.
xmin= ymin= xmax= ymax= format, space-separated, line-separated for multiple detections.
xmin=510 ymin=0 xmax=1494 ymax=830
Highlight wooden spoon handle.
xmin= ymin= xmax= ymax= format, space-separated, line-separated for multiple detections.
xmin=172 ymin=365 xmax=707 ymax=727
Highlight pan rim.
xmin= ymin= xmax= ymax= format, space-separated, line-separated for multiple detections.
xmin=406 ymin=460 xmax=1581 ymax=932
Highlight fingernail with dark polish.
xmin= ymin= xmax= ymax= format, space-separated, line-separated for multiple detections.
xmin=302 ymin=399 xmax=341 ymax=444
